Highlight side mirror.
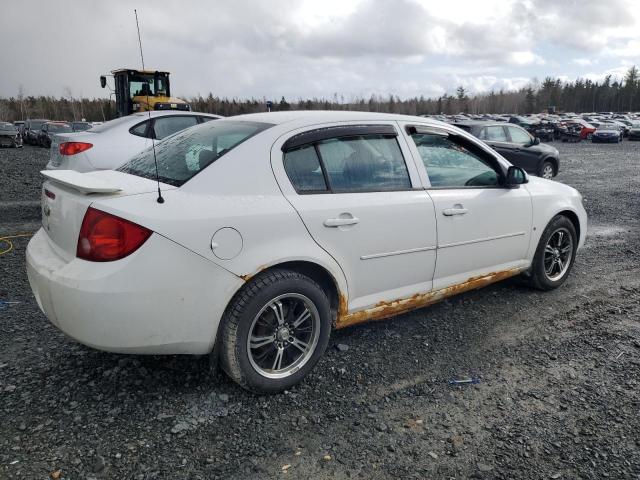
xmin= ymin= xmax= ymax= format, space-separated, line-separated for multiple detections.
xmin=532 ymin=137 xmax=541 ymax=145
xmin=100 ymin=76 xmax=107 ymax=88
xmin=506 ymin=166 xmax=528 ymax=187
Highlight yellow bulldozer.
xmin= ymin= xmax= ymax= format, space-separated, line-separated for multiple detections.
xmin=100 ymin=68 xmax=190 ymax=117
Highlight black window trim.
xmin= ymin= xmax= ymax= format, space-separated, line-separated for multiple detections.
xmin=405 ymin=124 xmax=510 ymax=190
xmin=282 ymin=124 xmax=398 ymax=152
xmin=128 ymin=114 xmax=203 ymax=139
xmin=283 ymin=126 xmax=414 ymax=195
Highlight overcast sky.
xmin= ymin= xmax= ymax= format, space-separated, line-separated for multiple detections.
xmin=2 ymin=0 xmax=639 ymax=100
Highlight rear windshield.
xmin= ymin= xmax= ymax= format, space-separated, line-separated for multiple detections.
xmin=118 ymin=120 xmax=272 ymax=187
xmin=0 ymin=123 xmax=16 ymax=131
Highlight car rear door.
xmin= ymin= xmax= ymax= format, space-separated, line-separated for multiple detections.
xmin=401 ymin=122 xmax=532 ymax=290
xmin=271 ymin=122 xmax=438 ymax=314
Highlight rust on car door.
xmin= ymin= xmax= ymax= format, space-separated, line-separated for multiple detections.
xmin=335 ymin=267 xmax=525 ymax=329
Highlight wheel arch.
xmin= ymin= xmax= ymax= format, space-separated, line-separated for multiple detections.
xmin=210 ymin=259 xmax=344 ymax=362
xmin=556 ymin=209 xmax=581 ymax=242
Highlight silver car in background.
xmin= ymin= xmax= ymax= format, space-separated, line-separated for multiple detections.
xmin=46 ymin=111 xmax=221 ymax=172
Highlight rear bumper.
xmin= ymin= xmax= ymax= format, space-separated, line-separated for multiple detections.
xmin=26 ymin=228 xmax=243 ymax=354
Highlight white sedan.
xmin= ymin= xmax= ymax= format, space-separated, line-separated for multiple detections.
xmin=27 ymin=111 xmax=587 ymax=393
xmin=46 ymin=111 xmax=220 ymax=172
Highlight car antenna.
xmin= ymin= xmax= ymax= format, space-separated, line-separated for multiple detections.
xmin=135 ymin=9 xmax=164 ymax=204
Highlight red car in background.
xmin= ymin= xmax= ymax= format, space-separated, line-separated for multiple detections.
xmin=569 ymin=119 xmax=596 ymax=139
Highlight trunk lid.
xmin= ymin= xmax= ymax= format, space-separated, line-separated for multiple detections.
xmin=40 ymin=170 xmax=175 ymax=260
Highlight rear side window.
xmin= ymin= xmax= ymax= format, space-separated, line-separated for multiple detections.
xmin=318 ymin=136 xmax=410 ymax=192
xmin=283 ymin=145 xmax=327 ymax=193
xmin=119 ymin=120 xmax=272 ymax=187
xmin=283 ymin=132 xmax=411 ymax=193
xmin=480 ymin=126 xmax=508 ymax=142
xmin=153 ymin=116 xmax=198 ymax=140
xmin=129 ymin=121 xmax=150 ymax=138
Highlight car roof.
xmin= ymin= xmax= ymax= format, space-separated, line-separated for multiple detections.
xmin=227 ymin=110 xmax=456 ymax=128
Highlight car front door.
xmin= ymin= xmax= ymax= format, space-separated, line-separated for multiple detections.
xmin=402 ymin=123 xmax=532 ymax=290
xmin=272 ymin=123 xmax=438 ymax=314
xmin=506 ymin=125 xmax=541 ymax=174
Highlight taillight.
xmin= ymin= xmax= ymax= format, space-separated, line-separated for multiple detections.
xmin=59 ymin=142 xmax=93 ymax=156
xmin=77 ymin=207 xmax=152 ymax=262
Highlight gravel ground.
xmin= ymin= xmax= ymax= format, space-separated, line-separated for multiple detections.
xmin=1 ymin=142 xmax=639 ymax=479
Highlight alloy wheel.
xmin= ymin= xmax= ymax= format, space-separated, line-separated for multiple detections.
xmin=542 ymin=164 xmax=554 ymax=179
xmin=247 ymin=293 xmax=320 ymax=379
xmin=543 ymin=227 xmax=573 ymax=281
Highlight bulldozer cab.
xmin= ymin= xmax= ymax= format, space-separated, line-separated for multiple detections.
xmin=103 ymin=69 xmax=190 ymax=117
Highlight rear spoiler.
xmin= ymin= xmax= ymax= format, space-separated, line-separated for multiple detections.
xmin=41 ymin=170 xmax=122 ymax=195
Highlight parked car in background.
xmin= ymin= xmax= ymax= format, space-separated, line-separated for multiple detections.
xmin=27 ymin=111 xmax=587 ymax=393
xmin=71 ymin=121 xmax=93 ymax=132
xmin=13 ymin=120 xmax=25 ymax=135
xmin=23 ymin=119 xmax=50 ymax=145
xmin=46 ymin=111 xmax=221 ymax=172
xmin=591 ymin=124 xmax=623 ymax=143
xmin=0 ymin=122 xmax=23 ymax=148
xmin=454 ymin=121 xmax=560 ymax=179
xmin=571 ymin=119 xmax=596 ymax=140
xmin=628 ymin=121 xmax=640 ymax=141
xmin=37 ymin=121 xmax=73 ymax=148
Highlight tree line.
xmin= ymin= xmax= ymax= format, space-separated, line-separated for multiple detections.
xmin=1 ymin=66 xmax=638 ymax=122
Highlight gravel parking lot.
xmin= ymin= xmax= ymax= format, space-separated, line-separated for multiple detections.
xmin=1 ymin=141 xmax=639 ymax=479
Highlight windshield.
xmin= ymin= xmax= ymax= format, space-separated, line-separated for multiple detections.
xmin=29 ymin=120 xmax=46 ymax=130
xmin=129 ymin=73 xmax=169 ymax=98
xmin=48 ymin=124 xmax=72 ymax=133
xmin=0 ymin=123 xmax=16 ymax=131
xmin=597 ymin=124 xmax=617 ymax=130
xmin=118 ymin=120 xmax=273 ymax=187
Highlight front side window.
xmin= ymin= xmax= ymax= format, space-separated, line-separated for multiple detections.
xmin=119 ymin=120 xmax=272 ymax=186
xmin=153 ymin=116 xmax=198 ymax=140
xmin=410 ymin=133 xmax=500 ymax=188
xmin=508 ymin=126 xmax=533 ymax=144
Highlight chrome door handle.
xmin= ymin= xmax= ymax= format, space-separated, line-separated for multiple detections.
xmin=442 ymin=207 xmax=468 ymax=216
xmin=324 ymin=217 xmax=360 ymax=227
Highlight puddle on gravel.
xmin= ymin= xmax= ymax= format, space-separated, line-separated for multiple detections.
xmin=587 ymin=225 xmax=627 ymax=237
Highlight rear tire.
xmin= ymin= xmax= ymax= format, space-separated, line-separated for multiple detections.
xmin=527 ymin=215 xmax=577 ymax=291
xmin=219 ymin=269 xmax=331 ymax=393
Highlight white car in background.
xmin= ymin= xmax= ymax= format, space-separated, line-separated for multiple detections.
xmin=27 ymin=111 xmax=587 ymax=394
xmin=46 ymin=111 xmax=221 ymax=172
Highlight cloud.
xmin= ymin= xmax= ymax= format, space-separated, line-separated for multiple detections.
xmin=0 ymin=0 xmax=638 ymax=100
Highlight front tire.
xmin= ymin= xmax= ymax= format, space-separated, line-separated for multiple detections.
xmin=527 ymin=215 xmax=577 ymax=291
xmin=219 ymin=269 xmax=331 ymax=393
xmin=540 ymin=161 xmax=555 ymax=179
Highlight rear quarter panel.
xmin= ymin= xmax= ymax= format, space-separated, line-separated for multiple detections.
xmin=91 ymin=135 xmax=349 ymax=300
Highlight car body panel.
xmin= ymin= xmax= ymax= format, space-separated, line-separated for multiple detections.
xmin=26 ymin=111 xmax=588 ymax=355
